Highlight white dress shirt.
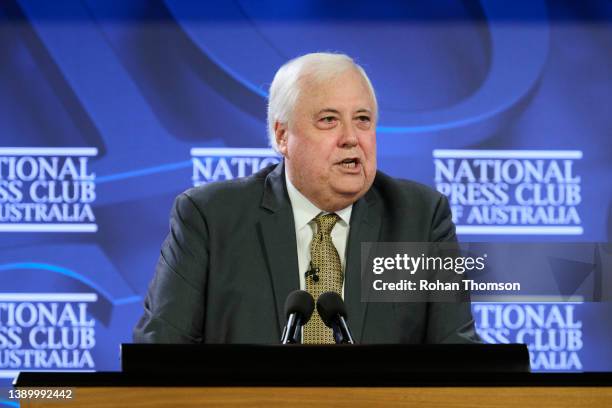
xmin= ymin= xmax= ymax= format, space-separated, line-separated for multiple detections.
xmin=285 ymin=172 xmax=352 ymax=297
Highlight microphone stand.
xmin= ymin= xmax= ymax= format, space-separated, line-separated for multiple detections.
xmin=331 ymin=316 xmax=354 ymax=344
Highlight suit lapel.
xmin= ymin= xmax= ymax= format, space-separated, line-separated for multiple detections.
xmin=258 ymin=162 xmax=300 ymax=336
xmin=344 ymin=187 xmax=382 ymax=343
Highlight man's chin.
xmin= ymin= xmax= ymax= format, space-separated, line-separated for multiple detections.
xmin=331 ymin=185 xmax=366 ymax=202
xmin=332 ymin=174 xmax=373 ymax=196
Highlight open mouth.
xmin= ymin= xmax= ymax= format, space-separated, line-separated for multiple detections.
xmin=339 ymin=158 xmax=360 ymax=169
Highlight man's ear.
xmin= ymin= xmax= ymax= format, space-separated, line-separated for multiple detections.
xmin=274 ymin=121 xmax=288 ymax=156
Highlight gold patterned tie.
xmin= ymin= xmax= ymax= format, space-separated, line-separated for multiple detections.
xmin=303 ymin=213 xmax=343 ymax=344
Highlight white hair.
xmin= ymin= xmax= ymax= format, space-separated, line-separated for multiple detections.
xmin=267 ymin=52 xmax=378 ymax=153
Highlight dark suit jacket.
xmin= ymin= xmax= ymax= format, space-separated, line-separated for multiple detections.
xmin=134 ymin=161 xmax=480 ymax=344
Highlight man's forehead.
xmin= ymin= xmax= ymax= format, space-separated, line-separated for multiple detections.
xmin=305 ymin=96 xmax=374 ymax=115
xmin=290 ymin=68 xmax=376 ymax=119
xmin=302 ymin=80 xmax=373 ymax=106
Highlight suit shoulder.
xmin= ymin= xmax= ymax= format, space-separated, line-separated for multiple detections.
xmin=371 ymin=171 xmax=455 ymax=242
xmin=179 ymin=164 xmax=273 ymax=210
xmin=373 ymin=171 xmax=445 ymax=207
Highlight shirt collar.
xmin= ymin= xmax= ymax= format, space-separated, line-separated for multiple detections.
xmin=285 ymin=171 xmax=352 ymax=230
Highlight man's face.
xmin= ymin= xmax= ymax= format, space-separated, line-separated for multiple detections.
xmin=276 ymin=68 xmax=377 ymax=212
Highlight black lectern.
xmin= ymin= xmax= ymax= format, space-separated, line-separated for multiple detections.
xmin=121 ymin=343 xmax=530 ymax=385
xmin=14 ymin=344 xmax=612 ymax=407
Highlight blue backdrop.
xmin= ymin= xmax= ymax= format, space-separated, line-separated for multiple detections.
xmin=1 ymin=0 xmax=611 ymax=390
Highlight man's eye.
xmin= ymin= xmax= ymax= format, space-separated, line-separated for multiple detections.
xmin=317 ymin=116 xmax=338 ymax=128
xmin=356 ymin=115 xmax=371 ymax=122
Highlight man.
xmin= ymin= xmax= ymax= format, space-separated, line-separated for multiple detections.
xmin=134 ymin=52 xmax=480 ymax=344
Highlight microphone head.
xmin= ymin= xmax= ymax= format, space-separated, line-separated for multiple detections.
xmin=284 ymin=290 xmax=315 ymax=323
xmin=316 ymin=291 xmax=347 ymax=328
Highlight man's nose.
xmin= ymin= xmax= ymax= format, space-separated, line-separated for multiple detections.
xmin=339 ymin=123 xmax=359 ymax=148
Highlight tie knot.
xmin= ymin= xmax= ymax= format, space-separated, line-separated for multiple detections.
xmin=314 ymin=213 xmax=339 ymax=236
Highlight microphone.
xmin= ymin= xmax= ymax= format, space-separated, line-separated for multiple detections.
xmin=316 ymin=291 xmax=355 ymax=344
xmin=280 ymin=290 xmax=315 ymax=344
xmin=304 ymin=262 xmax=319 ymax=282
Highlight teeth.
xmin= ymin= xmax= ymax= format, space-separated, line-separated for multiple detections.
xmin=342 ymin=161 xmax=356 ymax=168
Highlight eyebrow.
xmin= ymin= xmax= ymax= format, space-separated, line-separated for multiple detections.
xmin=315 ymin=108 xmax=340 ymax=116
xmin=315 ymin=108 xmax=372 ymax=116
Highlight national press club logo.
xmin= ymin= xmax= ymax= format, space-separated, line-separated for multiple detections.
xmin=433 ymin=150 xmax=583 ymax=235
xmin=0 ymin=292 xmax=97 ymax=379
xmin=473 ymin=302 xmax=584 ymax=371
xmin=0 ymin=147 xmax=98 ymax=233
xmin=191 ymin=148 xmax=280 ymax=186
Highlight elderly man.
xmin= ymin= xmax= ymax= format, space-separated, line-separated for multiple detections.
xmin=134 ymin=52 xmax=480 ymax=344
